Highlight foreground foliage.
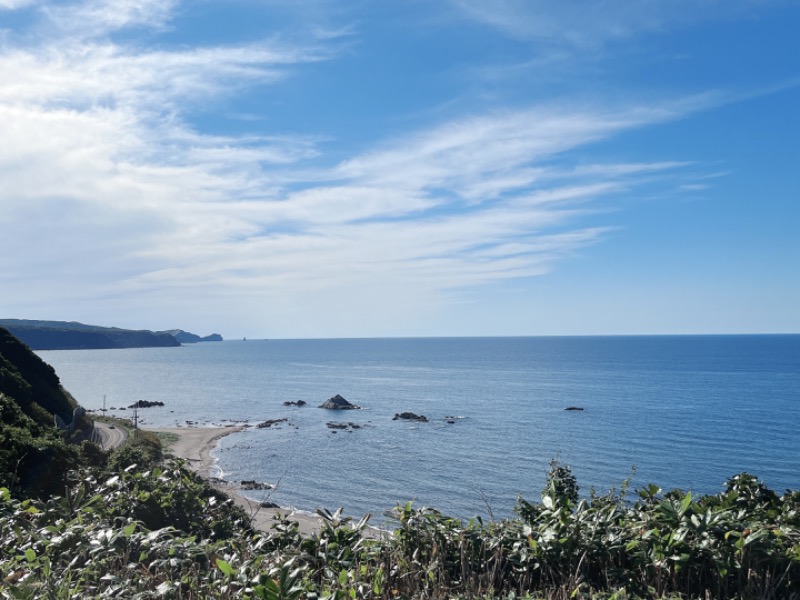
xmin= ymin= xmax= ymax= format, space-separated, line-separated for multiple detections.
xmin=1 ymin=460 xmax=798 ymax=599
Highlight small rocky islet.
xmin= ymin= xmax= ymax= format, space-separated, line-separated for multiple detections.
xmin=319 ymin=394 xmax=361 ymax=410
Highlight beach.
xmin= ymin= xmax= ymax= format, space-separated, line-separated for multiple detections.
xmin=146 ymin=426 xmax=332 ymax=536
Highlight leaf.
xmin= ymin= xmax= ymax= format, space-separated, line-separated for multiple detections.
xmin=216 ymin=558 xmax=235 ymax=577
xmin=744 ymin=529 xmax=769 ymax=545
xmin=679 ymin=492 xmax=692 ymax=516
xmin=25 ymin=548 xmax=36 ymax=562
xmin=156 ymin=582 xmax=174 ymax=596
xmin=542 ymin=495 xmax=554 ymax=510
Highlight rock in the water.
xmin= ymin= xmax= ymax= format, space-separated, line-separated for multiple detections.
xmin=241 ymin=480 xmax=272 ymax=491
xmin=319 ymin=394 xmax=360 ymax=410
xmin=326 ymin=421 xmax=361 ymax=431
xmin=129 ymin=400 xmax=165 ymax=409
xmin=283 ymin=400 xmax=307 ymax=407
xmin=256 ymin=418 xmax=289 ymax=428
xmin=564 ymin=406 xmax=585 ymax=411
xmin=393 ymin=412 xmax=428 ymax=422
xmin=260 ymin=501 xmax=280 ymax=508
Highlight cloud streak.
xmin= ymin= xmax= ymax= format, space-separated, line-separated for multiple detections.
xmin=0 ymin=0 xmax=710 ymax=335
xmin=449 ymin=0 xmax=785 ymax=47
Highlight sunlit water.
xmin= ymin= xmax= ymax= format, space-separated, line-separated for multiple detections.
xmin=38 ymin=335 xmax=800 ymax=526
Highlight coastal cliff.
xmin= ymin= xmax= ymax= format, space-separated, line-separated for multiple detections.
xmin=0 ymin=319 xmax=222 ymax=350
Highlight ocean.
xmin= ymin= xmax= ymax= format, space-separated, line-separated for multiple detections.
xmin=38 ymin=335 xmax=799 ymax=526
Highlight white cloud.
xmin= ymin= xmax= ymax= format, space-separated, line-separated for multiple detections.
xmin=0 ymin=0 xmax=37 ymax=9
xmin=0 ymin=0 xmax=705 ymax=335
xmin=449 ymin=0 xmax=783 ymax=47
xmin=0 ymin=42 xmax=326 ymax=115
xmin=42 ymin=0 xmax=179 ymax=36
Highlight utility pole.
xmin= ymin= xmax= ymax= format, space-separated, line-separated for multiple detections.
xmin=102 ymin=394 xmax=106 ymax=415
xmin=133 ymin=405 xmax=139 ymax=437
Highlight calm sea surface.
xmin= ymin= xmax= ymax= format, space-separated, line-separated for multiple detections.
xmin=38 ymin=335 xmax=799 ymax=525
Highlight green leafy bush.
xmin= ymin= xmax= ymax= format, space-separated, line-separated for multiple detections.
xmin=107 ymin=431 xmax=162 ymax=471
xmin=2 ymin=461 xmax=796 ymax=599
xmin=0 ymin=394 xmax=80 ymax=499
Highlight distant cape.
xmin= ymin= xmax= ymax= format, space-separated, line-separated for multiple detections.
xmin=162 ymin=329 xmax=224 ymax=344
xmin=0 ymin=319 xmax=223 ymax=350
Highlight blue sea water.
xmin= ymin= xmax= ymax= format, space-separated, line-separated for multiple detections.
xmin=38 ymin=335 xmax=799 ymax=525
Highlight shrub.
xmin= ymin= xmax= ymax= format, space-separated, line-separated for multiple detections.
xmin=107 ymin=432 xmax=161 ymax=471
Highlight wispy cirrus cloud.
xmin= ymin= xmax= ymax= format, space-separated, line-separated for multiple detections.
xmin=0 ymin=0 xmax=708 ymax=335
xmin=449 ymin=0 xmax=784 ymax=47
xmin=41 ymin=0 xmax=179 ymax=36
xmin=112 ymin=102 xmax=695 ymax=323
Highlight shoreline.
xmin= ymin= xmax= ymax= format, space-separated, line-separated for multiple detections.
xmin=145 ymin=426 xmax=332 ymax=536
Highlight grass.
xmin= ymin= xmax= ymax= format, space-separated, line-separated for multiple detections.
xmin=153 ymin=430 xmax=180 ymax=450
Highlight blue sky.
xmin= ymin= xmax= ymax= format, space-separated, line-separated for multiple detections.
xmin=0 ymin=0 xmax=798 ymax=338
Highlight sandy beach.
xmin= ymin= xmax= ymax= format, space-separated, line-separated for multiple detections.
xmin=145 ymin=426 xmax=331 ymax=536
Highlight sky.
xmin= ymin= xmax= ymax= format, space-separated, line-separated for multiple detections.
xmin=0 ymin=0 xmax=798 ymax=339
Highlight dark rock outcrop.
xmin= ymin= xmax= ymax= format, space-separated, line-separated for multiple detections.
xmin=393 ymin=412 xmax=428 ymax=422
xmin=283 ymin=400 xmax=307 ymax=407
xmin=256 ymin=418 xmax=288 ymax=429
xmin=319 ymin=394 xmax=360 ymax=410
xmin=241 ymin=480 xmax=272 ymax=490
xmin=564 ymin=406 xmax=585 ymax=411
xmin=129 ymin=400 xmax=165 ymax=409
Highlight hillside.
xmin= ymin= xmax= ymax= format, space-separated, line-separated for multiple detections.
xmin=0 ymin=319 xmax=222 ymax=350
xmin=0 ymin=327 xmax=83 ymax=496
xmin=0 ymin=327 xmax=77 ymax=422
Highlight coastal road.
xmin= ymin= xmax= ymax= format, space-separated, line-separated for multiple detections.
xmin=93 ymin=421 xmax=129 ymax=451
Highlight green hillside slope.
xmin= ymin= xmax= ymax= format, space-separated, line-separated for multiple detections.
xmin=0 ymin=327 xmax=81 ymax=496
xmin=0 ymin=319 xmax=180 ymax=350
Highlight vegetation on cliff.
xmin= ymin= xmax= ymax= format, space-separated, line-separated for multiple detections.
xmin=0 ymin=327 xmax=86 ymax=498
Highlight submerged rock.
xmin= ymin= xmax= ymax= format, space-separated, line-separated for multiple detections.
xmin=319 ymin=394 xmax=361 ymax=410
xmin=256 ymin=418 xmax=289 ymax=428
xmin=283 ymin=400 xmax=307 ymax=407
xmin=564 ymin=406 xmax=585 ymax=411
xmin=326 ymin=421 xmax=361 ymax=431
